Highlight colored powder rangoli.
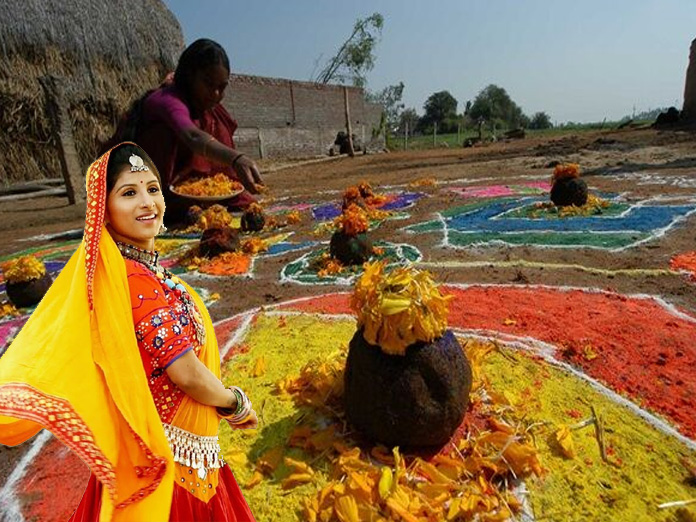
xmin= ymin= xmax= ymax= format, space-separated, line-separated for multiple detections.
xmin=217 ymin=310 xmax=695 ymax=521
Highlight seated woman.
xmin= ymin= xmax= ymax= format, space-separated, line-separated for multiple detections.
xmin=103 ymin=38 xmax=264 ymax=225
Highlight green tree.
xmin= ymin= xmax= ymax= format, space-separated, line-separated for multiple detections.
xmin=419 ymin=90 xmax=458 ymax=132
xmin=313 ymin=13 xmax=384 ymax=87
xmin=468 ymin=85 xmax=526 ymax=128
xmin=529 ymin=111 xmax=553 ymax=129
xmin=367 ymin=82 xmax=405 ymax=130
xmin=397 ymin=108 xmax=419 ymax=135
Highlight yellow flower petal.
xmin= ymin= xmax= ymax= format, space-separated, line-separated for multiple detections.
xmin=555 ymin=424 xmax=575 ymax=458
xmin=334 ymin=495 xmax=360 ymax=522
xmin=281 ymin=472 xmax=314 ymax=490
xmin=378 ymin=467 xmax=393 ymax=499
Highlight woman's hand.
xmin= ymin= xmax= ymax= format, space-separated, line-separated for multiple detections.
xmin=225 ymin=409 xmax=258 ymax=430
xmin=232 ymin=155 xmax=265 ymax=194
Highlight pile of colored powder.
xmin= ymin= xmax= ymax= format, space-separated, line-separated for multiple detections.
xmin=671 ymin=252 xmax=696 ymax=281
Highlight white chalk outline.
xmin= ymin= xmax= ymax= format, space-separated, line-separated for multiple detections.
xmin=0 ymin=430 xmax=52 ymax=522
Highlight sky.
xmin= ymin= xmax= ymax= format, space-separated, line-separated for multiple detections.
xmin=163 ymin=0 xmax=696 ymax=124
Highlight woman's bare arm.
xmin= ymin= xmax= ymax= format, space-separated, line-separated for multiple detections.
xmin=178 ymin=127 xmax=263 ymax=193
xmin=165 ymin=349 xmax=236 ymax=409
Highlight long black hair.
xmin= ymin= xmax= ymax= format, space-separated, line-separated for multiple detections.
xmin=174 ymin=39 xmax=230 ymax=104
xmin=106 ymin=143 xmax=160 ymax=194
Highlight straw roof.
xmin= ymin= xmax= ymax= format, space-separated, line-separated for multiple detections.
xmin=0 ymin=0 xmax=184 ymax=185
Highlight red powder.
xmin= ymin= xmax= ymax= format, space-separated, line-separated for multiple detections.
xmin=671 ymin=251 xmax=696 ymax=280
xmin=20 ymin=437 xmax=88 ymax=522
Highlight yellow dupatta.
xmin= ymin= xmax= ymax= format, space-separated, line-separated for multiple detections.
xmin=0 ymin=145 xmax=175 ymax=521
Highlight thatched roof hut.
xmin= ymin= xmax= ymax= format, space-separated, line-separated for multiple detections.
xmin=0 ymin=0 xmax=184 ymax=184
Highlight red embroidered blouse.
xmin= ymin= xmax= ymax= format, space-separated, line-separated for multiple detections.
xmin=125 ymin=259 xmax=201 ymax=424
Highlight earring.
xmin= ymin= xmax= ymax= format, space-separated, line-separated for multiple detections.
xmin=158 ymin=224 xmax=167 ymax=235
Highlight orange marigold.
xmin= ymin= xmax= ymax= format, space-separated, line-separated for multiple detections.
xmin=240 ymin=237 xmax=269 ymax=255
xmin=286 ymin=210 xmax=302 ymax=224
xmin=316 ymin=253 xmax=345 ymax=277
xmin=335 ymin=204 xmax=369 ymax=236
xmin=174 ymin=173 xmax=243 ymax=197
xmin=552 ymin=163 xmax=581 ymax=181
xmin=357 ymin=180 xmax=374 ymax=198
xmin=351 ymin=262 xmax=453 ymax=355
xmin=197 ymin=204 xmax=234 ymax=230
xmin=343 ymin=186 xmax=361 ymax=201
xmin=246 ymin=202 xmax=264 ymax=215
xmin=0 ymin=301 xmax=20 ymax=318
xmin=2 ymin=255 xmax=47 ymax=284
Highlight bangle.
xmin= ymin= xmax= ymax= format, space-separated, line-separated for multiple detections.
xmin=217 ymin=386 xmax=252 ymax=424
xmin=231 ymin=153 xmax=245 ymax=168
xmin=216 ymin=389 xmax=238 ymax=417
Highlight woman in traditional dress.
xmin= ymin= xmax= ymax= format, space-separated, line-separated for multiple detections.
xmin=103 ymin=38 xmax=265 ymax=225
xmin=0 ymin=142 xmax=257 ymax=521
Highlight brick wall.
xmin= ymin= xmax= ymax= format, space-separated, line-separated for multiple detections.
xmin=223 ymin=74 xmax=385 ymax=158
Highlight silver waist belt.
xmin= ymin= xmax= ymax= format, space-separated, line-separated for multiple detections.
xmin=163 ymin=422 xmax=223 ymax=480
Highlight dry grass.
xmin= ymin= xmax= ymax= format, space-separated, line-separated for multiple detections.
xmin=0 ymin=0 xmax=183 ymax=184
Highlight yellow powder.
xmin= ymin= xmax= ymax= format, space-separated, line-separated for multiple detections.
xmin=481 ymin=346 xmax=696 ymax=522
xmin=220 ymin=313 xmax=355 ymax=520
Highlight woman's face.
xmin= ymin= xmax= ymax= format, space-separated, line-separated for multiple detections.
xmin=191 ymin=63 xmax=229 ymax=113
xmin=105 ymin=167 xmax=165 ymax=251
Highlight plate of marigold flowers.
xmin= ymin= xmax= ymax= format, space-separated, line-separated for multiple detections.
xmin=171 ymin=173 xmax=245 ymax=201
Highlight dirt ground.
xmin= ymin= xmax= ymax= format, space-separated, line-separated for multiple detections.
xmin=1 ymin=127 xmax=696 ymax=511
xmin=2 ymin=127 xmax=695 ymax=318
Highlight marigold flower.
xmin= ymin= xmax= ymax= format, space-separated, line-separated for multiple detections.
xmin=557 ymin=194 xmax=610 ymax=217
xmin=357 ymin=181 xmax=374 ymax=198
xmin=2 ymin=255 xmax=47 ymax=284
xmin=285 ymin=210 xmax=302 ymax=224
xmin=316 ymin=253 xmax=345 ymax=277
xmin=240 ymin=237 xmax=269 ymax=255
xmin=197 ymin=204 xmax=234 ymax=230
xmin=174 ymin=173 xmax=243 ymax=197
xmin=351 ymin=262 xmax=453 ymax=355
xmin=0 ymin=301 xmax=20 ymax=318
xmin=335 ymin=204 xmax=369 ymax=236
xmin=364 ymin=194 xmax=388 ymax=207
xmin=246 ymin=202 xmax=264 ymax=215
xmin=343 ymin=186 xmax=361 ymax=202
xmin=552 ymin=163 xmax=581 ymax=181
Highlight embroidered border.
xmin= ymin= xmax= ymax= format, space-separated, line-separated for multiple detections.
xmin=84 ymin=152 xmax=108 ymax=310
xmin=0 ymin=382 xmax=170 ymax=511
xmin=0 ymin=382 xmax=117 ymax=499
